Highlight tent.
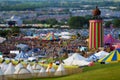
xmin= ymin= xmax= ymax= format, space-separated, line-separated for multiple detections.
xmin=0 ymin=68 xmax=3 ymax=75
xmin=15 ymin=51 xmax=28 ymax=60
xmin=113 ymin=43 xmax=120 ymax=49
xmin=16 ymin=44 xmax=29 ymax=50
xmin=63 ymin=53 xmax=90 ymax=66
xmin=88 ymin=51 xmax=109 ymax=61
xmin=0 ymin=37 xmax=6 ymax=43
xmin=54 ymin=64 xmax=66 ymax=76
xmin=32 ymin=63 xmax=42 ymax=73
xmin=26 ymin=64 xmax=34 ymax=73
xmin=43 ymin=32 xmax=60 ymax=41
xmin=0 ymin=62 xmax=8 ymax=72
xmin=14 ymin=67 xmax=32 ymax=79
xmin=104 ymin=34 xmax=120 ymax=44
xmin=38 ymin=67 xmax=47 ymax=77
xmin=4 ymin=63 xmax=15 ymax=75
xmin=14 ymin=67 xmax=31 ymax=74
xmin=98 ymin=49 xmax=120 ymax=63
xmin=15 ymin=63 xmax=23 ymax=70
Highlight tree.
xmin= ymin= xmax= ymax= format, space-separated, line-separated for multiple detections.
xmin=68 ymin=16 xmax=87 ymax=29
xmin=112 ymin=19 xmax=120 ymax=28
xmin=105 ymin=21 xmax=112 ymax=28
xmin=46 ymin=18 xmax=58 ymax=25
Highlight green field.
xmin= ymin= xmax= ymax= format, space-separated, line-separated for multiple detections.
xmin=26 ymin=62 xmax=120 ymax=80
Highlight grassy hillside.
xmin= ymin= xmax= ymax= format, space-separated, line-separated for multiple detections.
xmin=26 ymin=63 xmax=120 ymax=80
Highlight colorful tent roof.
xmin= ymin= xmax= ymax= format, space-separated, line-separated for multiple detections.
xmin=98 ymin=49 xmax=120 ymax=63
xmin=104 ymin=34 xmax=120 ymax=44
xmin=43 ymin=32 xmax=60 ymax=41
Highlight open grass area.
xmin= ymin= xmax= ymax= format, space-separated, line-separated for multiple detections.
xmin=26 ymin=62 xmax=120 ymax=80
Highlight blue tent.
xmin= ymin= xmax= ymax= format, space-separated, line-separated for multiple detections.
xmin=15 ymin=51 xmax=28 ymax=60
xmin=98 ymin=49 xmax=120 ymax=63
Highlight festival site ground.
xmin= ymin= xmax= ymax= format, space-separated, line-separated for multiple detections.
xmin=24 ymin=62 xmax=120 ymax=80
xmin=0 ymin=28 xmax=120 ymax=80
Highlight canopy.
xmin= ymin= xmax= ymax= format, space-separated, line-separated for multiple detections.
xmin=113 ymin=43 xmax=120 ymax=49
xmin=43 ymin=32 xmax=60 ymax=41
xmin=0 ymin=37 xmax=6 ymax=43
xmin=54 ymin=63 xmax=66 ymax=76
xmin=104 ymin=34 xmax=120 ymax=44
xmin=98 ymin=49 xmax=120 ymax=63
xmin=88 ymin=51 xmax=109 ymax=62
xmin=63 ymin=53 xmax=90 ymax=66
xmin=16 ymin=44 xmax=29 ymax=50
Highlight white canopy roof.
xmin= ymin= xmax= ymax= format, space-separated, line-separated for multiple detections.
xmin=63 ymin=53 xmax=90 ymax=66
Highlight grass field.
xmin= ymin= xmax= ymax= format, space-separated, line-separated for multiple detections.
xmin=26 ymin=62 xmax=120 ymax=80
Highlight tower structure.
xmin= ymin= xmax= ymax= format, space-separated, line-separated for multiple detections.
xmin=89 ymin=6 xmax=103 ymax=49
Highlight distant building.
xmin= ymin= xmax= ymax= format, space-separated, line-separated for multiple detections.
xmin=6 ymin=15 xmax=23 ymax=27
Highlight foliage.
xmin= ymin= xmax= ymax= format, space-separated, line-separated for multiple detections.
xmin=105 ymin=21 xmax=112 ymax=28
xmin=68 ymin=16 xmax=88 ymax=29
xmin=11 ymin=27 xmax=20 ymax=33
xmin=112 ymin=19 xmax=120 ymax=28
xmin=0 ymin=30 xmax=11 ymax=37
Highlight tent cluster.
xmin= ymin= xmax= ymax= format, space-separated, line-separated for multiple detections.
xmin=0 ymin=61 xmax=66 ymax=79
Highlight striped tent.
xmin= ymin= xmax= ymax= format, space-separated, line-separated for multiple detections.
xmin=43 ymin=32 xmax=60 ymax=41
xmin=98 ymin=49 xmax=120 ymax=63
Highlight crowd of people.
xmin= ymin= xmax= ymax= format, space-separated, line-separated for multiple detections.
xmin=0 ymin=34 xmax=88 ymax=59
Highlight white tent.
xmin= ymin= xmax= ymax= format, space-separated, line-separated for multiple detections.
xmin=14 ymin=67 xmax=30 ymax=74
xmin=26 ymin=64 xmax=34 ymax=73
xmin=4 ymin=63 xmax=15 ymax=75
xmin=0 ymin=37 xmax=6 ymax=43
xmin=95 ymin=51 xmax=109 ymax=59
xmin=0 ymin=62 xmax=8 ymax=72
xmin=14 ymin=67 xmax=32 ymax=79
xmin=60 ymin=36 xmax=71 ymax=39
xmin=54 ymin=64 xmax=66 ymax=76
xmin=32 ymin=63 xmax=42 ymax=73
xmin=38 ymin=67 xmax=47 ymax=77
xmin=0 ymin=68 xmax=3 ymax=75
xmin=46 ymin=67 xmax=55 ymax=73
xmin=88 ymin=51 xmax=109 ymax=61
xmin=15 ymin=63 xmax=23 ymax=70
xmin=16 ymin=44 xmax=29 ymax=50
xmin=63 ymin=53 xmax=90 ymax=66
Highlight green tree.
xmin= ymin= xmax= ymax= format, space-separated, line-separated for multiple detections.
xmin=68 ymin=16 xmax=87 ymax=29
xmin=46 ymin=18 xmax=58 ymax=25
xmin=112 ymin=19 xmax=120 ymax=28
xmin=105 ymin=21 xmax=112 ymax=28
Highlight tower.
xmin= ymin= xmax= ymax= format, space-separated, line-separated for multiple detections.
xmin=89 ymin=6 xmax=103 ymax=49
